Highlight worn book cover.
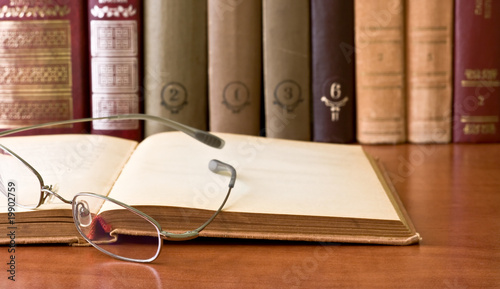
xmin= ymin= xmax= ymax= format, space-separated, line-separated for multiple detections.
xmin=208 ymin=0 xmax=262 ymax=135
xmin=311 ymin=0 xmax=356 ymax=143
xmin=144 ymin=0 xmax=208 ymax=136
xmin=263 ymin=0 xmax=311 ymax=141
xmin=0 ymin=0 xmax=89 ymax=134
xmin=406 ymin=0 xmax=453 ymax=144
xmin=355 ymin=0 xmax=406 ymax=144
xmin=88 ymin=0 xmax=143 ymax=141
xmin=453 ymin=0 xmax=500 ymax=142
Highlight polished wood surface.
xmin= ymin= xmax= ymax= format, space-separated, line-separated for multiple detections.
xmin=4 ymin=144 xmax=500 ymax=288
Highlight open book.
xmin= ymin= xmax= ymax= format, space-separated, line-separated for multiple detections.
xmin=0 ymin=132 xmax=420 ymax=245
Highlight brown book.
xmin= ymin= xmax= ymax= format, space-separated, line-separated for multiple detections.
xmin=0 ymin=1 xmax=89 ymax=135
xmin=354 ymin=0 xmax=406 ymax=144
xmin=0 ymin=132 xmax=420 ymax=246
xmin=263 ymin=0 xmax=310 ymax=140
xmin=406 ymin=0 xmax=453 ymax=144
xmin=144 ymin=0 xmax=207 ymax=136
xmin=208 ymin=0 xmax=262 ymax=135
xmin=453 ymin=0 xmax=500 ymax=143
xmin=88 ymin=0 xmax=142 ymax=141
xmin=311 ymin=0 xmax=356 ymax=143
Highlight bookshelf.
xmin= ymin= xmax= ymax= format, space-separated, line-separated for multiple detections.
xmin=0 ymin=0 xmax=498 ymax=144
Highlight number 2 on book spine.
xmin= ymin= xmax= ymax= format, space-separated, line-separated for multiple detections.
xmin=160 ymin=82 xmax=187 ymax=114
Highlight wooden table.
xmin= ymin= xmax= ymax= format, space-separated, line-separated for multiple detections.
xmin=3 ymin=144 xmax=500 ymax=288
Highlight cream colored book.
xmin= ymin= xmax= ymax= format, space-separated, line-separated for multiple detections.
xmin=0 ymin=132 xmax=420 ymax=245
xmin=355 ymin=0 xmax=406 ymax=144
xmin=406 ymin=0 xmax=453 ymax=143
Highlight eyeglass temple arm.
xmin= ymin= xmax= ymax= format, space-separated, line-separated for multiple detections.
xmin=162 ymin=160 xmax=236 ymax=241
xmin=0 ymin=114 xmax=225 ymax=149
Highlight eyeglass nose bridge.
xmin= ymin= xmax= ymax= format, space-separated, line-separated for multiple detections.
xmin=41 ymin=186 xmax=72 ymax=206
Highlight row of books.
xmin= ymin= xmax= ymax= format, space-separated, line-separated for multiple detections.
xmin=147 ymin=0 xmax=500 ymax=144
xmin=0 ymin=0 xmax=498 ymax=144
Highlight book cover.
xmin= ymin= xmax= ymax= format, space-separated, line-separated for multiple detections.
xmin=0 ymin=0 xmax=89 ymax=134
xmin=88 ymin=0 xmax=142 ymax=141
xmin=354 ymin=0 xmax=406 ymax=144
xmin=406 ymin=0 xmax=453 ymax=144
xmin=144 ymin=0 xmax=208 ymax=136
xmin=208 ymin=0 xmax=262 ymax=135
xmin=263 ymin=0 xmax=311 ymax=141
xmin=453 ymin=0 xmax=500 ymax=143
xmin=311 ymin=0 xmax=355 ymax=143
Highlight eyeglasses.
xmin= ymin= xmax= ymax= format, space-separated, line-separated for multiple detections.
xmin=0 ymin=114 xmax=237 ymax=262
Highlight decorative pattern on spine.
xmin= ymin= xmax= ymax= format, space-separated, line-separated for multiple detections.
xmin=0 ymin=0 xmax=89 ymax=134
xmin=88 ymin=0 xmax=142 ymax=141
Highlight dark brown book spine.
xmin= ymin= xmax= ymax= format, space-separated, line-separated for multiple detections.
xmin=453 ymin=0 xmax=500 ymax=143
xmin=0 ymin=1 xmax=89 ymax=135
xmin=88 ymin=0 xmax=142 ymax=141
xmin=311 ymin=0 xmax=355 ymax=143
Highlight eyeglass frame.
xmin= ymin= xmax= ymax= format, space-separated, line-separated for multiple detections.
xmin=0 ymin=113 xmax=237 ymax=262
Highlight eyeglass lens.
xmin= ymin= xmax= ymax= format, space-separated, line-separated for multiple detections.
xmin=0 ymin=146 xmax=42 ymax=209
xmin=72 ymin=194 xmax=162 ymax=262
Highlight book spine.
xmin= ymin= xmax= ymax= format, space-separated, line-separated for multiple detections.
xmin=88 ymin=0 xmax=142 ymax=141
xmin=453 ymin=0 xmax=500 ymax=143
xmin=144 ymin=0 xmax=207 ymax=136
xmin=311 ymin=0 xmax=355 ymax=143
xmin=263 ymin=0 xmax=311 ymax=140
xmin=354 ymin=0 xmax=406 ymax=144
xmin=0 ymin=0 xmax=89 ymax=134
xmin=208 ymin=0 xmax=262 ymax=135
xmin=406 ymin=0 xmax=453 ymax=144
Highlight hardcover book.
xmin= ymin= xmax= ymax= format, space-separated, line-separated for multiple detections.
xmin=354 ymin=0 xmax=406 ymax=144
xmin=0 ymin=0 xmax=89 ymax=134
xmin=0 ymin=131 xmax=420 ymax=246
xmin=88 ymin=0 xmax=143 ymax=141
xmin=453 ymin=0 xmax=500 ymax=142
xmin=144 ymin=0 xmax=208 ymax=136
xmin=263 ymin=0 xmax=311 ymax=141
xmin=406 ymin=0 xmax=453 ymax=144
xmin=208 ymin=0 xmax=262 ymax=135
xmin=311 ymin=0 xmax=355 ymax=143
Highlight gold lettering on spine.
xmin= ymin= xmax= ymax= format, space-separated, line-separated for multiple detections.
xmin=474 ymin=0 xmax=494 ymax=19
xmin=461 ymin=69 xmax=500 ymax=87
xmin=0 ymin=5 xmax=70 ymax=18
xmin=0 ymin=20 xmax=73 ymax=127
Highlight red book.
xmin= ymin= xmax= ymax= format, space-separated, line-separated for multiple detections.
xmin=88 ymin=0 xmax=143 ymax=141
xmin=0 ymin=1 xmax=89 ymax=135
xmin=453 ymin=0 xmax=500 ymax=142
xmin=311 ymin=0 xmax=355 ymax=143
